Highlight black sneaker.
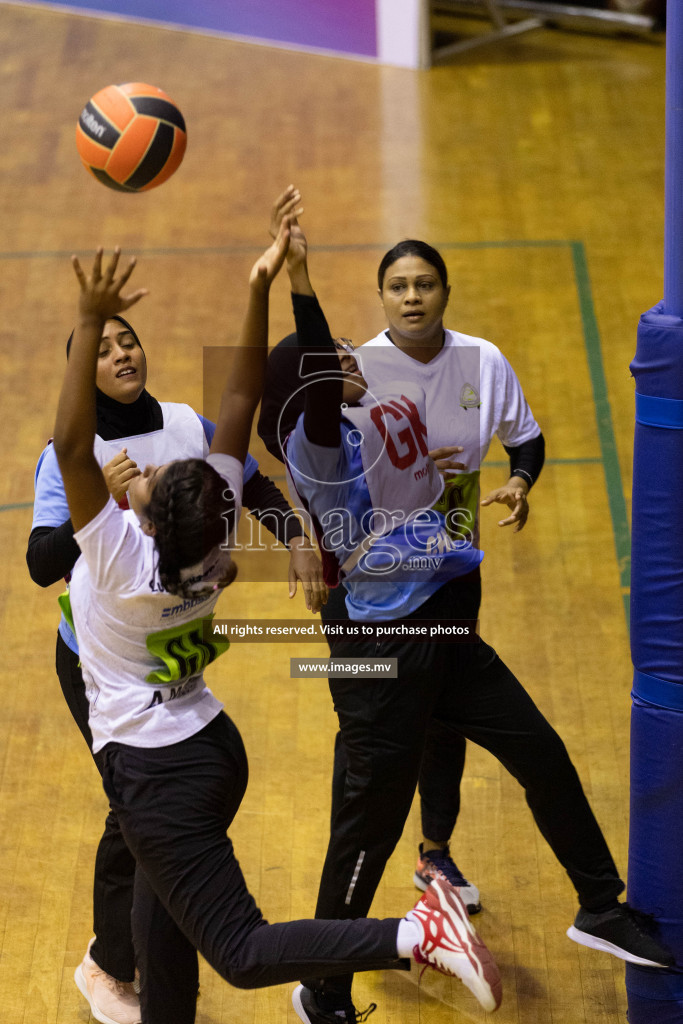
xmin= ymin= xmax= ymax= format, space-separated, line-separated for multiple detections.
xmin=567 ymin=903 xmax=674 ymax=968
xmin=292 ymin=984 xmax=377 ymax=1024
xmin=414 ymin=843 xmax=482 ymax=914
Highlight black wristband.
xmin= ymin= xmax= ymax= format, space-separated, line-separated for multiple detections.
xmin=510 ymin=468 xmax=534 ymax=488
xmin=503 ymin=433 xmax=545 ymax=489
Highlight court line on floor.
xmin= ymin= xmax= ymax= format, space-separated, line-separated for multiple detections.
xmin=571 ymin=241 xmax=631 ymax=627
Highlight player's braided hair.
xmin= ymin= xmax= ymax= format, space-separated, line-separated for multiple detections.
xmin=145 ymin=458 xmax=236 ymax=598
xmin=377 ymin=239 xmax=449 ymax=290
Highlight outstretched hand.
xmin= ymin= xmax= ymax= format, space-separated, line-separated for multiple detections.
xmin=270 ymin=184 xmax=303 ymax=234
xmin=480 ymin=483 xmax=529 ymax=532
xmin=250 ymin=215 xmax=291 ymax=290
xmin=270 ymin=185 xmax=303 ymax=237
xmin=71 ymin=248 xmax=148 ymax=322
xmin=270 ymin=184 xmax=308 ymax=267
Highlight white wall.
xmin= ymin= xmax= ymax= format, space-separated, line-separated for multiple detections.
xmin=376 ymin=0 xmax=430 ymax=68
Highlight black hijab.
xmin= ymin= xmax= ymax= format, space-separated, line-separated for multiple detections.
xmin=66 ymin=314 xmax=163 ymax=440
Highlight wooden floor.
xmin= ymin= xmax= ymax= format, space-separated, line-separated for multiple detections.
xmin=0 ymin=4 xmax=667 ymax=1021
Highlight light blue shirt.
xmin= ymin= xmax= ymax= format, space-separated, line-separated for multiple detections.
xmin=287 ymin=415 xmax=482 ymax=622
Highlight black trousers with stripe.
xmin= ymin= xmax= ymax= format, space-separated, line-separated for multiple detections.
xmin=102 ymin=712 xmax=405 ymax=1024
xmin=321 ymin=578 xmax=472 ymax=843
xmin=305 ymin=576 xmax=624 ymax=1002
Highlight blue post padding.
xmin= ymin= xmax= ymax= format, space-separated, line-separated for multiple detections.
xmin=628 ymin=991 xmax=683 ymax=1024
xmin=631 ymin=304 xmax=683 ymax=397
xmin=636 ymin=393 xmax=683 ymax=429
xmin=633 ymin=670 xmax=683 ymax=711
xmin=628 ymin=305 xmax=683 ymax=1020
xmin=627 ymin=962 xmax=683 ymax=1002
xmin=629 ymin=700 xmax=683 ymax=934
xmin=630 ymin=309 xmax=683 ymax=683
xmin=627 ymin=702 xmax=683 ymax=1022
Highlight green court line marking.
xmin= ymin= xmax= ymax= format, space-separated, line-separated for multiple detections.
xmin=571 ymin=242 xmax=631 ymax=626
xmin=0 ymin=502 xmax=34 ymax=511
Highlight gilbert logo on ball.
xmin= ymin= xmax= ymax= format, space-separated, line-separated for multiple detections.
xmin=76 ymin=82 xmax=187 ymax=192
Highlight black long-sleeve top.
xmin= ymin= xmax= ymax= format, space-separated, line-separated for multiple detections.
xmin=291 ymin=293 xmax=344 ymax=449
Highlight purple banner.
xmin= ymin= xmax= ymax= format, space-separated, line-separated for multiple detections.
xmin=16 ymin=0 xmax=378 ymax=57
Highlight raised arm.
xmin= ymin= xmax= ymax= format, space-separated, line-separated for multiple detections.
xmin=209 ymin=217 xmax=290 ymax=462
xmin=291 ymin=261 xmax=343 ymax=449
xmin=52 ymin=249 xmax=148 ymax=531
xmin=270 ymin=189 xmax=343 ymax=449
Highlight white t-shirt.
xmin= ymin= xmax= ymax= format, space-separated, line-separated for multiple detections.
xmin=70 ymin=453 xmax=243 ymax=753
xmin=357 ymin=329 xmax=540 ymax=544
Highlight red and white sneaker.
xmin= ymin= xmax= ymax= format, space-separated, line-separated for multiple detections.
xmin=408 ymin=877 xmax=502 ymax=1012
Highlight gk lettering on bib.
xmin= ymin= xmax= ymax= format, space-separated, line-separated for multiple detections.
xmin=344 ymin=382 xmax=443 ymax=536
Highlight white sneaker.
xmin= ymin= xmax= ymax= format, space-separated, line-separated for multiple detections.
xmin=74 ymin=939 xmax=141 ymax=1024
xmin=408 ymin=878 xmax=502 ymax=1012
